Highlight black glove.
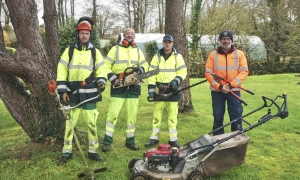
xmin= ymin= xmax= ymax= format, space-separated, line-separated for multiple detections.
xmin=168 ymin=79 xmax=179 ymax=92
xmin=108 ymin=73 xmax=119 ymax=85
xmin=98 ymin=82 xmax=106 ymax=92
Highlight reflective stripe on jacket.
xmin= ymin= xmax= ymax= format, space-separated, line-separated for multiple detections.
xmin=56 ymin=42 xmax=108 ymax=102
xmin=148 ymin=49 xmax=187 ymax=85
xmin=105 ymin=45 xmax=148 ymax=74
xmin=205 ymin=46 xmax=248 ymax=91
xmin=105 ymin=45 xmax=148 ymax=96
xmin=148 ymin=48 xmax=187 ymax=101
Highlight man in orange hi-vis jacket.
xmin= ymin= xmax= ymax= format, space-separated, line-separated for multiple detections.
xmin=205 ymin=30 xmax=249 ymax=136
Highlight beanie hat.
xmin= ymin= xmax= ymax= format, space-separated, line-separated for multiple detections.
xmin=219 ymin=30 xmax=233 ymax=41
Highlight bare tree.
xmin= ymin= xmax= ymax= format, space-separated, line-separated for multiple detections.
xmin=115 ymin=0 xmax=150 ymax=32
xmin=165 ymin=0 xmax=193 ymax=112
xmin=94 ymin=4 xmax=120 ymax=37
xmin=115 ymin=0 xmax=132 ymax=27
xmin=57 ymin=0 xmax=65 ymax=26
xmin=64 ymin=0 xmax=68 ymax=21
xmin=0 ymin=0 xmax=65 ymax=142
xmin=92 ymin=0 xmax=97 ymax=26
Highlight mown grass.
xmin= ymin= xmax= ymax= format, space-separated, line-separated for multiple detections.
xmin=0 ymin=73 xmax=299 ymax=180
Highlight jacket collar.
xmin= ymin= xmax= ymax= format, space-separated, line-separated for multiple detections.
xmin=216 ymin=45 xmax=236 ymax=54
xmin=73 ymin=41 xmax=95 ymax=51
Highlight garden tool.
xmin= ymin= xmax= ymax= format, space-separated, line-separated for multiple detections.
xmin=210 ymin=74 xmax=248 ymax=106
xmin=148 ymin=79 xmax=207 ymax=101
xmin=47 ymin=79 xmax=107 ymax=179
xmin=113 ymin=67 xmax=159 ymax=88
xmin=210 ymin=73 xmax=255 ymax=95
xmin=129 ymin=93 xmax=288 ymax=180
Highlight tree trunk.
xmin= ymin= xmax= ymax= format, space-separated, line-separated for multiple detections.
xmin=43 ymin=0 xmax=61 ymax=73
xmin=70 ymin=0 xmax=74 ymax=18
xmin=92 ymin=0 xmax=97 ymax=27
xmin=165 ymin=0 xmax=193 ymax=113
xmin=1 ymin=0 xmax=65 ymax=143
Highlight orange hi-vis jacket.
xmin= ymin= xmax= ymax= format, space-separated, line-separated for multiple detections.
xmin=205 ymin=46 xmax=248 ymax=91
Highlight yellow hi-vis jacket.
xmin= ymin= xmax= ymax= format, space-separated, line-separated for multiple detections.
xmin=105 ymin=45 xmax=148 ymax=96
xmin=148 ymin=48 xmax=187 ymax=101
xmin=56 ymin=42 xmax=108 ymax=102
xmin=205 ymin=46 xmax=248 ymax=91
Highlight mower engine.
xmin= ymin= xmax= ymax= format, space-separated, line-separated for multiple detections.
xmin=144 ymin=144 xmax=179 ymax=172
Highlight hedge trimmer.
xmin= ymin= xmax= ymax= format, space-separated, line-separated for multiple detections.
xmin=148 ymin=79 xmax=207 ymax=102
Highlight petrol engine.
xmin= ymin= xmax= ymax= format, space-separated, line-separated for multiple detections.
xmin=144 ymin=144 xmax=179 ymax=172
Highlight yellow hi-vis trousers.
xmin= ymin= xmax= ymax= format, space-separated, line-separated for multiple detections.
xmin=103 ymin=97 xmax=138 ymax=145
xmin=150 ymin=101 xmax=178 ymax=141
xmin=62 ymin=103 xmax=99 ymax=154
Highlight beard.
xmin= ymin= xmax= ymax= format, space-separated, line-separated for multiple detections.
xmin=221 ymin=43 xmax=231 ymax=51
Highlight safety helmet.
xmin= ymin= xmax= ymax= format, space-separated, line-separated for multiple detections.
xmin=76 ymin=16 xmax=93 ymax=31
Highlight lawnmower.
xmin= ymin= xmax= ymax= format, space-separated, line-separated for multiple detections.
xmin=128 ymin=93 xmax=288 ymax=180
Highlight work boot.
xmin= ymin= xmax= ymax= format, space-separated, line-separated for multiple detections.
xmin=57 ymin=153 xmax=72 ymax=165
xmin=88 ymin=152 xmax=105 ymax=162
xmin=102 ymin=144 xmax=111 ymax=152
xmin=168 ymin=140 xmax=180 ymax=148
xmin=126 ymin=143 xmax=139 ymax=151
xmin=144 ymin=139 xmax=159 ymax=147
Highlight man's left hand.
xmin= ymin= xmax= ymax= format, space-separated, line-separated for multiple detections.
xmin=221 ymin=84 xmax=231 ymax=94
xmin=98 ymin=83 xmax=106 ymax=92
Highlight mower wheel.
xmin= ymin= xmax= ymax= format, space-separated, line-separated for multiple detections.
xmin=131 ymin=171 xmax=149 ymax=180
xmin=128 ymin=158 xmax=141 ymax=171
xmin=188 ymin=170 xmax=206 ymax=180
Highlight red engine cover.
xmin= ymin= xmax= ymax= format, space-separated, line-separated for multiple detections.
xmin=145 ymin=144 xmax=179 ymax=158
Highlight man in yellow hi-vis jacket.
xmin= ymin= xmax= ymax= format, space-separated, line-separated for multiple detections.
xmin=56 ymin=17 xmax=108 ymax=164
xmin=102 ymin=28 xmax=149 ymax=152
xmin=145 ymin=34 xmax=187 ymax=148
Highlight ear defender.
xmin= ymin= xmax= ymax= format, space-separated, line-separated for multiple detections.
xmin=122 ymin=39 xmax=136 ymax=47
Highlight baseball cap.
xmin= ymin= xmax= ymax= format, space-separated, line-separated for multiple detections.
xmin=163 ymin=34 xmax=174 ymax=42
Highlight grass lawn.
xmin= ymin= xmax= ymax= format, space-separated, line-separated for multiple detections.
xmin=0 ymin=73 xmax=299 ymax=180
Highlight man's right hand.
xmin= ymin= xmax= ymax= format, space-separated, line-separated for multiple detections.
xmin=114 ymin=79 xmax=120 ymax=85
xmin=60 ymin=93 xmax=69 ymax=105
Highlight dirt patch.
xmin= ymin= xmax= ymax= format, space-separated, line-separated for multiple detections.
xmin=1 ymin=142 xmax=61 ymax=161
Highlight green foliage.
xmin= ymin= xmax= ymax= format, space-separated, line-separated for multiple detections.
xmin=5 ymin=47 xmax=16 ymax=54
xmin=58 ymin=18 xmax=100 ymax=53
xmin=2 ymin=25 xmax=17 ymax=48
xmin=248 ymin=61 xmax=300 ymax=75
xmin=0 ymin=74 xmax=299 ymax=179
xmin=3 ymin=25 xmax=13 ymax=32
xmin=189 ymin=0 xmax=202 ymax=51
xmin=58 ymin=19 xmax=78 ymax=53
xmin=144 ymin=40 xmax=158 ymax=62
